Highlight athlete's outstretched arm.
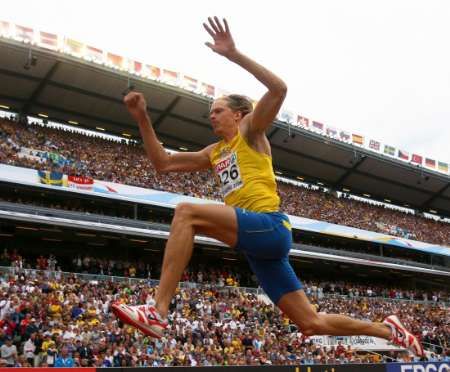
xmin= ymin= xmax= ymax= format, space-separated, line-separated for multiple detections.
xmin=124 ymin=92 xmax=214 ymax=173
xmin=204 ymin=17 xmax=287 ymax=135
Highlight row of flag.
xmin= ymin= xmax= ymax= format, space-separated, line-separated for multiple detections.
xmin=1 ymin=20 xmax=448 ymax=175
xmin=294 ymin=115 xmax=449 ymax=173
xmin=0 ymin=21 xmax=217 ymax=97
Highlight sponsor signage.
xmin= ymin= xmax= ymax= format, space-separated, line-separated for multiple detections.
xmin=386 ymin=362 xmax=450 ymax=372
xmin=298 ymin=364 xmax=384 ymax=372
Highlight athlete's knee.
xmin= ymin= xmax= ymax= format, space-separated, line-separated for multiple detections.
xmin=173 ymin=203 xmax=195 ymax=223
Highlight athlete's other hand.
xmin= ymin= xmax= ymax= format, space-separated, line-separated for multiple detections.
xmin=203 ymin=17 xmax=237 ymax=58
xmin=124 ymin=92 xmax=147 ymax=123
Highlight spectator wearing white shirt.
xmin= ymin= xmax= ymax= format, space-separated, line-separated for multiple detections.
xmin=1 ymin=337 xmax=17 ymax=367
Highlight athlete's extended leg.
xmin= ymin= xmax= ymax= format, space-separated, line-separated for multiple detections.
xmin=155 ymin=202 xmax=238 ymax=317
xmin=277 ymin=289 xmax=423 ymax=356
xmin=278 ymin=290 xmax=389 ymax=337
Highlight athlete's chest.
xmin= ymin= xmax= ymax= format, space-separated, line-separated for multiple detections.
xmin=212 ymin=144 xmax=244 ymax=197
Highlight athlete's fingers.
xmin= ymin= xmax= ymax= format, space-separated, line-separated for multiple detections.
xmin=223 ymin=18 xmax=230 ymax=34
xmin=127 ymin=93 xmax=140 ymax=107
xmin=214 ymin=16 xmax=224 ymax=33
xmin=124 ymin=93 xmax=133 ymax=105
xmin=208 ymin=17 xmax=220 ymax=34
xmin=125 ymin=91 xmax=137 ymax=100
xmin=203 ymin=22 xmax=215 ymax=38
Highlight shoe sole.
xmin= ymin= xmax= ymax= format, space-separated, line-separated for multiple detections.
xmin=111 ymin=304 xmax=164 ymax=339
xmin=385 ymin=315 xmax=424 ymax=357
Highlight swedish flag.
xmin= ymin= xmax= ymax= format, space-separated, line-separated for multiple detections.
xmin=38 ymin=170 xmax=63 ymax=186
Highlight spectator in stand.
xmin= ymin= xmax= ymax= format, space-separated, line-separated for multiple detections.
xmin=54 ymin=346 xmax=74 ymax=367
xmin=0 ymin=337 xmax=17 ymax=367
xmin=0 ymin=269 xmax=445 ymax=366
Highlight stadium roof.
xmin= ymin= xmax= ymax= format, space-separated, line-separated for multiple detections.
xmin=1 ymin=38 xmax=449 ymax=217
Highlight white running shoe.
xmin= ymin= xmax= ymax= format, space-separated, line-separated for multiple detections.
xmin=111 ymin=303 xmax=168 ymax=338
xmin=383 ymin=315 xmax=424 ymax=357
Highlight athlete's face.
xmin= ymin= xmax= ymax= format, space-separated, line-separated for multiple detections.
xmin=209 ymin=99 xmax=241 ymax=137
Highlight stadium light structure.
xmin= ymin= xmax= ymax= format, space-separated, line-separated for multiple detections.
xmin=23 ymin=48 xmax=37 ymax=70
xmin=417 ymin=169 xmax=430 ymax=185
xmin=122 ymin=76 xmax=135 ymax=97
xmin=282 ymin=120 xmax=296 ymax=143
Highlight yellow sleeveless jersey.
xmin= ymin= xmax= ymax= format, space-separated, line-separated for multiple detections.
xmin=209 ymin=131 xmax=280 ymax=213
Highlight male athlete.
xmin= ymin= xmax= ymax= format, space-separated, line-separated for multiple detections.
xmin=113 ymin=17 xmax=423 ymax=356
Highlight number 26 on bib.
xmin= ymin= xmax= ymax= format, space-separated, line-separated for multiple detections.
xmin=215 ymin=153 xmax=243 ymax=197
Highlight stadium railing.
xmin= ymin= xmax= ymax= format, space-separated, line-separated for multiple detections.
xmin=2 ymin=201 xmax=448 ymax=273
xmin=1 ymin=266 xmax=447 ymax=306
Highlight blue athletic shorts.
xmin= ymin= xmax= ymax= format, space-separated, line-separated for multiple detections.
xmin=234 ymin=207 xmax=303 ymax=304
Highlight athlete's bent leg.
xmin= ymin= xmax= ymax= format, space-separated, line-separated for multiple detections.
xmin=155 ymin=202 xmax=238 ymax=317
xmin=112 ymin=203 xmax=238 ymax=337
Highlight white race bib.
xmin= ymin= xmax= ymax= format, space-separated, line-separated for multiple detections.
xmin=214 ymin=152 xmax=243 ymax=197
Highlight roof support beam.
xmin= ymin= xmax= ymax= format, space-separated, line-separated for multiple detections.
xmin=21 ymin=61 xmax=60 ymax=114
xmin=271 ymin=144 xmax=449 ymax=201
xmin=153 ymin=96 xmax=181 ymax=129
xmin=0 ymin=67 xmax=164 ymax=115
xmin=0 ymin=67 xmax=40 ymax=82
xmin=332 ymin=153 xmax=367 ymax=189
xmin=267 ymin=127 xmax=279 ymax=140
xmin=48 ymin=81 xmax=163 ymax=115
xmin=421 ymin=183 xmax=450 ymax=209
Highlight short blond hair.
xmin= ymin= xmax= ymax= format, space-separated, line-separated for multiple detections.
xmin=222 ymin=94 xmax=253 ymax=117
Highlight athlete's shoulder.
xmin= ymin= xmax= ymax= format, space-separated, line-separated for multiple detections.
xmin=239 ymin=116 xmax=271 ymax=157
xmin=204 ymin=142 xmax=220 ymax=160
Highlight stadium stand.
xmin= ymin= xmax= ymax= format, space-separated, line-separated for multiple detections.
xmin=1 ymin=117 xmax=449 ymax=247
xmin=0 ymin=266 xmax=448 ymax=367
xmin=0 ymin=32 xmax=449 ymax=369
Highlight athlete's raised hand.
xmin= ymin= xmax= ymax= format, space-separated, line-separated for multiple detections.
xmin=124 ymin=91 xmax=148 ymax=123
xmin=203 ymin=17 xmax=237 ymax=58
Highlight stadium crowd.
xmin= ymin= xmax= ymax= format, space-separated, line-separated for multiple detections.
xmin=0 ymin=265 xmax=448 ymax=367
xmin=0 ymin=117 xmax=449 ymax=246
xmin=2 ymin=249 xmax=449 ymax=304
